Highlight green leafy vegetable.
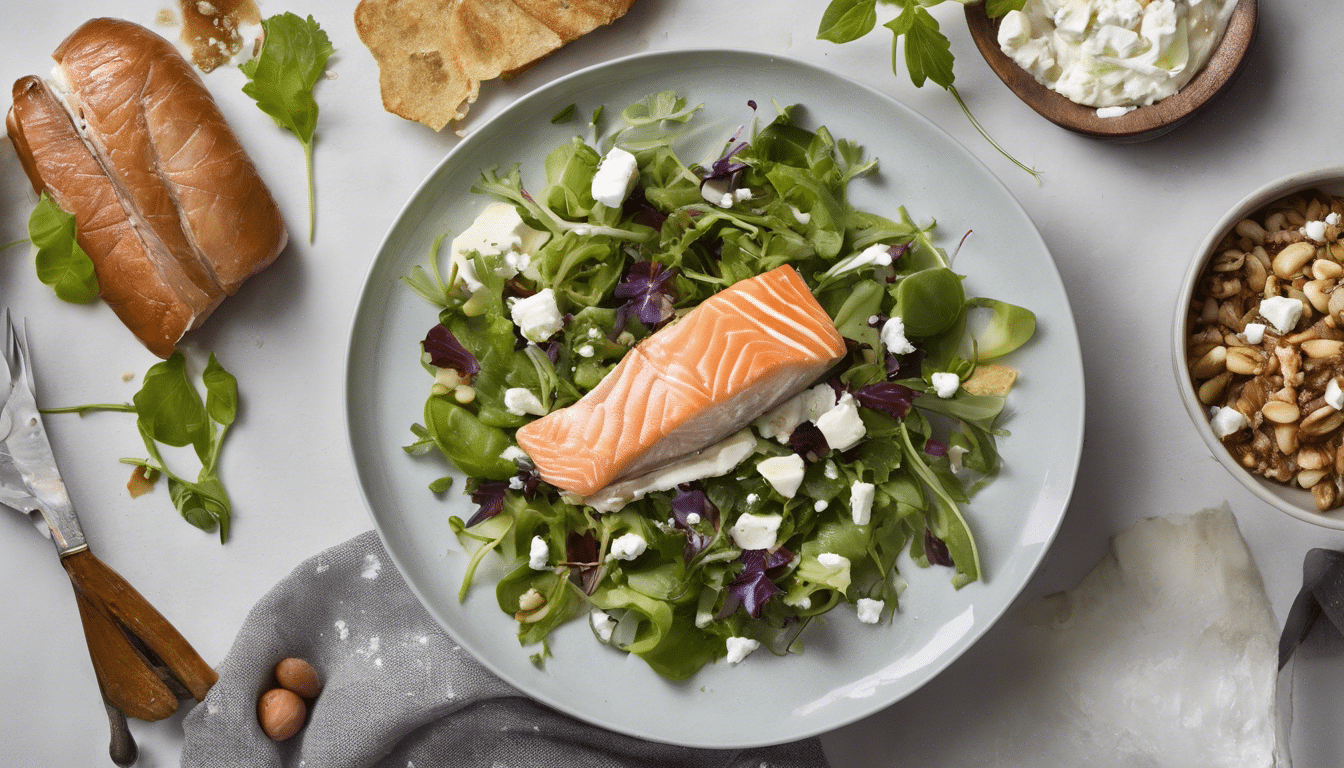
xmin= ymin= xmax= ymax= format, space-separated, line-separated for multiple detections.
xmin=818 ymin=0 xmax=1039 ymax=182
xmin=240 ymin=12 xmax=333 ymax=242
xmin=551 ymin=103 xmax=577 ymax=123
xmin=28 ymin=192 xmax=98 ymax=303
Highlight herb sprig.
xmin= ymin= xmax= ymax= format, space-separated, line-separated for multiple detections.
xmin=817 ymin=0 xmax=1040 ymax=182
xmin=27 ymin=192 xmax=98 ymax=303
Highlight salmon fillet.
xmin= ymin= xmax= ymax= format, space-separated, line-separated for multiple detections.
xmin=516 ymin=265 xmax=845 ymax=497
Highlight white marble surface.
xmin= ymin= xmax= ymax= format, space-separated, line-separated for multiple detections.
xmin=1 ymin=1 xmax=1340 ymax=765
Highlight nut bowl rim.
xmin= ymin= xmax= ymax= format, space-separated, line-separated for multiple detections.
xmin=1173 ymin=164 xmax=1344 ymax=530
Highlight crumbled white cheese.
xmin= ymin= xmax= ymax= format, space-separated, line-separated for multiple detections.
xmin=501 ymin=445 xmax=528 ymax=463
xmin=609 ymin=532 xmax=648 ymax=561
xmin=948 ymin=444 xmax=968 ymax=474
xmin=850 ymin=481 xmax=875 ymax=525
xmin=725 ymin=636 xmax=760 ymax=665
xmin=1258 ymin=296 xmax=1303 ymax=335
xmin=1327 ymin=379 xmax=1344 ymax=411
xmin=587 ymin=328 xmax=601 ymax=339
xmin=719 ymin=192 xmax=734 ymax=207
xmin=746 ymin=493 xmax=759 ymax=504
xmin=1209 ymin=406 xmax=1248 ymax=439
xmin=856 ymin=598 xmax=884 ymax=624
xmin=686 ymin=512 xmax=702 ymax=525
xmin=817 ymin=552 xmax=850 ymax=569
xmin=510 ymin=289 xmax=564 ymax=342
xmin=880 ymin=316 xmax=917 ymax=355
xmin=758 ymin=454 xmax=806 ymax=498
xmin=503 ymin=387 xmax=547 ymax=416
xmin=1303 ymin=220 xmax=1328 ymax=243
xmin=1242 ymin=323 xmax=1266 ymax=345
xmin=789 ymin=205 xmax=811 ymax=225
xmin=528 ymin=536 xmax=550 ymax=570
xmin=824 ymin=461 xmax=839 ymax=480
xmin=729 ymin=513 xmax=783 ymax=550
xmin=734 ymin=188 xmax=753 ymax=202
xmin=816 ymin=393 xmax=866 ymax=451
xmin=450 ymin=202 xmax=546 ymax=289
xmin=823 ymin=244 xmax=894 ymax=279
xmin=577 ymin=344 xmax=595 ymax=358
xmin=932 ymin=372 xmax=961 ymax=399
xmin=1328 ymin=212 xmax=1341 ymax=227
xmin=1096 ymin=105 xmax=1136 ymax=118
xmin=590 ymin=610 xmax=617 ymax=643
xmin=814 ymin=499 xmax=829 ymax=512
xmin=591 ymin=147 xmax=639 ymax=207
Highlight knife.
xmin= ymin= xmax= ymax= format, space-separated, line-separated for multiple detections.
xmin=1 ymin=311 xmax=217 ymax=764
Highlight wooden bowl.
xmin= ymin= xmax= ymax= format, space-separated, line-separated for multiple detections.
xmin=965 ymin=0 xmax=1258 ymax=142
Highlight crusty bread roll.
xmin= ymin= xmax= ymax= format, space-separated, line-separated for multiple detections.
xmin=6 ymin=18 xmax=287 ymax=356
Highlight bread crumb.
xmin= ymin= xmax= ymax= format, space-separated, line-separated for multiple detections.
xmin=962 ymin=364 xmax=1019 ymax=397
xmin=127 ymin=465 xmax=157 ymax=498
xmin=156 ymin=8 xmax=177 ymax=26
xmin=121 ymin=371 xmax=135 ymax=382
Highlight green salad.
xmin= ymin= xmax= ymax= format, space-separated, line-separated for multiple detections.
xmin=404 ymin=92 xmax=1036 ymax=679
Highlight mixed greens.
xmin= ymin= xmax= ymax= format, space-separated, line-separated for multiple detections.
xmin=405 ymin=92 xmax=1035 ymax=678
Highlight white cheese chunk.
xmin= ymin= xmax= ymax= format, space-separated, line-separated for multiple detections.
xmin=500 ymin=445 xmax=528 ymax=463
xmin=932 ymin=372 xmax=961 ymax=399
xmin=1328 ymin=212 xmax=1341 ymax=227
xmin=729 ymin=513 xmax=783 ymax=551
xmin=450 ymin=202 xmax=547 ymax=290
xmin=590 ymin=610 xmax=617 ymax=643
xmin=948 ymin=444 xmax=968 ymax=474
xmin=724 ymin=636 xmax=760 ymax=665
xmin=591 ymin=147 xmax=639 ymax=207
xmin=1209 ymin=406 xmax=1248 ymax=439
xmin=758 ymin=455 xmax=806 ymax=498
xmin=817 ymin=552 xmax=849 ymax=569
xmin=1303 ymin=220 xmax=1328 ymax=242
xmin=789 ymin=205 xmax=811 ymax=225
xmin=814 ymin=499 xmax=829 ymax=512
xmin=1258 ymin=296 xmax=1303 ymax=335
xmin=1327 ymin=378 xmax=1344 ymax=411
xmin=503 ymin=387 xmax=547 ymax=416
xmin=850 ymin=481 xmax=875 ymax=525
xmin=815 ymin=393 xmax=866 ymax=451
xmin=528 ymin=536 xmax=550 ymax=570
xmin=510 ymin=289 xmax=564 ymax=342
xmin=1242 ymin=323 xmax=1266 ymax=345
xmin=608 ymin=532 xmax=648 ymax=561
xmin=686 ymin=512 xmax=701 ymax=525
xmin=856 ymin=597 xmax=884 ymax=624
xmin=822 ymin=244 xmax=894 ymax=279
xmin=881 ymin=316 xmax=917 ymax=355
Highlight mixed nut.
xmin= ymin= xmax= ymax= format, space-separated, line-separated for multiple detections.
xmin=1186 ymin=189 xmax=1344 ymax=511
xmin=257 ymin=657 xmax=323 ymax=741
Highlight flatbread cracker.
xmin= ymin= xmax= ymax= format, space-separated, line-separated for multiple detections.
xmin=962 ymin=363 xmax=1018 ymax=397
xmin=355 ymin=0 xmax=637 ymax=131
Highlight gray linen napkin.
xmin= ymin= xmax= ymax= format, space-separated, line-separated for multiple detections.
xmin=181 ymin=531 xmax=830 ymax=768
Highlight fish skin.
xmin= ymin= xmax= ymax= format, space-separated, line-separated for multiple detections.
xmin=517 ymin=266 xmax=845 ymax=497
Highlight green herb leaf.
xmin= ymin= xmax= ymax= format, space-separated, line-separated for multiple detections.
xmin=202 ymin=353 xmax=239 ymax=428
xmin=134 ymin=352 xmax=210 ymax=460
xmin=887 ymin=6 xmax=955 ymax=89
xmin=241 ymin=12 xmax=333 ymax=241
xmin=551 ymin=103 xmax=577 ymax=123
xmin=985 ymin=0 xmax=1029 ymax=17
xmin=28 ymin=192 xmax=98 ymax=303
xmin=817 ymin=0 xmax=879 ymax=43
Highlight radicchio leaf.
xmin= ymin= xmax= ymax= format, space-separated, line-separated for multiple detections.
xmin=622 ymin=185 xmax=667 ymax=230
xmin=925 ymin=438 xmax=948 ymax=457
xmin=542 ymin=340 xmax=562 ymax=364
xmin=789 ymin=420 xmax=829 ymax=463
xmin=886 ymin=346 xmax=925 ymax=379
xmin=465 ymin=480 xmax=508 ymax=527
xmin=671 ymin=486 xmax=719 ymax=561
xmin=720 ymin=547 xmax=794 ymax=619
xmin=614 ymin=261 xmax=677 ymax=330
xmin=563 ymin=530 xmax=605 ymax=595
xmin=423 ymin=324 xmax=480 ymax=379
xmin=855 ymin=382 xmax=920 ymax=419
xmin=925 ymin=529 xmax=955 ymax=567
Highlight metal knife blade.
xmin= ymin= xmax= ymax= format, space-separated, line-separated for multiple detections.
xmin=1 ymin=312 xmax=86 ymax=554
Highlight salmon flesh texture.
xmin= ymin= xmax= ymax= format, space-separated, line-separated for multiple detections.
xmin=516 ymin=265 xmax=845 ymax=497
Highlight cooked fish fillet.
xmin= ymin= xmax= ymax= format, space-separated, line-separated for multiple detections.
xmin=517 ymin=266 xmax=845 ymax=497
xmin=7 ymin=77 xmax=199 ymax=358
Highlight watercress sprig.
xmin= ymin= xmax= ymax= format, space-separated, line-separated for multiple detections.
xmin=241 ymin=12 xmax=333 ymax=242
xmin=817 ymin=0 xmax=1040 ymax=183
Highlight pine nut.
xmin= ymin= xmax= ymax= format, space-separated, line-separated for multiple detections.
xmin=1313 ymin=482 xmax=1338 ymax=510
xmin=1236 ymin=220 xmax=1267 ymax=244
xmin=1298 ymin=469 xmax=1327 ymax=489
xmin=1301 ymin=339 xmax=1344 ymax=358
xmin=1314 ymin=259 xmax=1344 ymax=280
xmin=1262 ymin=400 xmax=1300 ymax=423
xmin=1226 ymin=347 xmax=1263 ymax=375
xmin=1275 ymin=423 xmax=1299 ymax=454
xmin=1198 ymin=372 xmax=1231 ymax=405
xmin=1191 ymin=346 xmax=1227 ymax=377
xmin=1305 ymin=279 xmax=1333 ymax=313
xmin=1301 ymin=407 xmax=1344 ymax=437
xmin=1274 ymin=242 xmax=1317 ymax=279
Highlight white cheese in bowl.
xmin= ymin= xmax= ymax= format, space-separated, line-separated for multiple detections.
xmin=997 ymin=0 xmax=1238 ymax=109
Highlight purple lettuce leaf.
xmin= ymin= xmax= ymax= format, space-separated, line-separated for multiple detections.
xmin=614 ymin=261 xmax=677 ymax=330
xmin=622 ymin=185 xmax=668 ymax=231
xmin=886 ymin=346 xmax=925 ymax=379
xmin=563 ymin=530 xmax=604 ymax=595
xmin=789 ymin=420 xmax=829 ymax=463
xmin=924 ymin=438 xmax=948 ymax=457
xmin=855 ymin=382 xmax=920 ymax=419
xmin=719 ymin=547 xmax=794 ymax=619
xmin=423 ymin=324 xmax=481 ymax=378
xmin=925 ymin=529 xmax=955 ymax=567
xmin=465 ymin=480 xmax=508 ymax=527
xmin=671 ymin=486 xmax=719 ymax=561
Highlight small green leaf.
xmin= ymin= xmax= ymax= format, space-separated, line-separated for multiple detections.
xmin=28 ymin=192 xmax=98 ymax=303
xmin=202 ymin=353 xmax=239 ymax=427
xmin=551 ymin=103 xmax=577 ymax=123
xmin=817 ymin=0 xmax=878 ymax=43
xmin=429 ymin=476 xmax=454 ymax=493
xmin=985 ymin=0 xmax=1029 ymax=17
xmin=967 ymin=297 xmax=1036 ymax=360
xmin=134 ymin=352 xmax=210 ymax=460
xmin=897 ymin=7 xmax=956 ymax=89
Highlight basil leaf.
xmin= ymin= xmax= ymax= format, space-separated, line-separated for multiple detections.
xmin=134 ymin=352 xmax=210 ymax=460
xmin=28 ymin=192 xmax=98 ymax=303
xmin=241 ymin=12 xmax=333 ymax=240
xmin=202 ymin=353 xmax=239 ymax=427
xmin=817 ymin=0 xmax=879 ymax=43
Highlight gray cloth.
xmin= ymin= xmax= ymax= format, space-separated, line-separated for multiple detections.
xmin=181 ymin=531 xmax=830 ymax=768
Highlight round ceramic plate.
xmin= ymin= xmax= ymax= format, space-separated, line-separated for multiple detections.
xmin=346 ymin=49 xmax=1084 ymax=748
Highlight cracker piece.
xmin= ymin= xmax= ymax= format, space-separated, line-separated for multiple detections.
xmin=962 ymin=363 xmax=1018 ymax=397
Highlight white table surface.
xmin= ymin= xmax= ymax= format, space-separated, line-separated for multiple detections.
xmin=2 ymin=1 xmax=1341 ymax=765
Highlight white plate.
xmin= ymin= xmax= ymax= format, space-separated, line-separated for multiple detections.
xmin=346 ymin=49 xmax=1084 ymax=748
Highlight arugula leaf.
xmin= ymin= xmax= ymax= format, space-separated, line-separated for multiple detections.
xmin=817 ymin=0 xmax=879 ymax=43
xmin=28 ymin=192 xmax=98 ymax=303
xmin=551 ymin=103 xmax=577 ymax=123
xmin=241 ymin=12 xmax=333 ymax=242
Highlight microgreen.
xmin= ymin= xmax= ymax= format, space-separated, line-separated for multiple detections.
xmin=241 ymin=12 xmax=333 ymax=241
xmin=28 ymin=192 xmax=98 ymax=303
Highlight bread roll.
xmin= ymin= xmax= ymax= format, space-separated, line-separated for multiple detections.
xmin=6 ymin=18 xmax=288 ymax=355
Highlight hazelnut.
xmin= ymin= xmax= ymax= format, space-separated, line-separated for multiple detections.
xmin=258 ymin=688 xmax=306 ymax=741
xmin=274 ymin=657 xmax=322 ymax=699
